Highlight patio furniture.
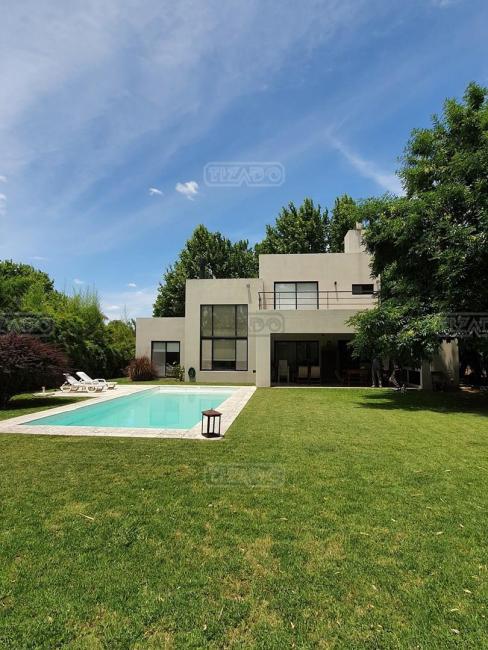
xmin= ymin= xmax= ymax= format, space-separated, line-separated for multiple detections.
xmin=297 ymin=365 xmax=309 ymax=383
xmin=76 ymin=371 xmax=116 ymax=390
xmin=310 ymin=365 xmax=321 ymax=383
xmin=277 ymin=360 xmax=290 ymax=384
xmin=334 ymin=369 xmax=345 ymax=385
xmin=201 ymin=409 xmax=222 ymax=437
xmin=60 ymin=374 xmax=101 ymax=393
xmin=344 ymin=368 xmax=361 ymax=386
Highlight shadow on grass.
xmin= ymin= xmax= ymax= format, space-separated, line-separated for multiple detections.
xmin=358 ymin=389 xmax=488 ymax=416
xmin=0 ymin=395 xmax=84 ymax=421
xmin=11 ymin=397 xmax=77 ymax=410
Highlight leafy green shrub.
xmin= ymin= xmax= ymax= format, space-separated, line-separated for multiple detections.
xmin=0 ymin=334 xmax=68 ymax=408
xmin=127 ymin=356 xmax=157 ymax=381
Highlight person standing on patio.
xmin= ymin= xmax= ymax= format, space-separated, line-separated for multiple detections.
xmin=371 ymin=356 xmax=383 ymax=388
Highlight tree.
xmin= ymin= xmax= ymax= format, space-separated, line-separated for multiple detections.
xmin=0 ymin=260 xmax=54 ymax=311
xmin=255 ymin=198 xmax=329 ymax=254
xmin=350 ymin=82 xmax=488 ymax=365
xmin=153 ymin=225 xmax=258 ymax=317
xmin=0 ymin=334 xmax=68 ymax=408
xmin=0 ymin=260 xmax=127 ymax=379
xmin=106 ymin=319 xmax=136 ymax=376
xmin=328 ymin=195 xmax=358 ymax=252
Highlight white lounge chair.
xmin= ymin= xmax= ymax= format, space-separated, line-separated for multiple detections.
xmin=76 ymin=371 xmax=117 ymax=390
xmin=60 ymin=373 xmax=101 ymax=393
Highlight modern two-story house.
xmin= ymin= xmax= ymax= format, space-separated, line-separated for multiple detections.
xmin=136 ymin=225 xmax=459 ymax=388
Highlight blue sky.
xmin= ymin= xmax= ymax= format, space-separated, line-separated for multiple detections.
xmin=2 ymin=0 xmax=487 ymax=318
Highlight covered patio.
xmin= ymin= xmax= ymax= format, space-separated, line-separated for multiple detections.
xmin=270 ymin=333 xmax=371 ymax=386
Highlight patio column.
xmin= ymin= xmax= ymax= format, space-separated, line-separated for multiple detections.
xmin=256 ymin=334 xmax=271 ymax=387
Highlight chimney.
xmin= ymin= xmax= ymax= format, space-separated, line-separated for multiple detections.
xmin=344 ymin=223 xmax=366 ymax=253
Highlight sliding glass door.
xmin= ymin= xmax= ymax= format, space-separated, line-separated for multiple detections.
xmin=151 ymin=341 xmax=180 ymax=377
xmin=274 ymin=340 xmax=319 ymax=381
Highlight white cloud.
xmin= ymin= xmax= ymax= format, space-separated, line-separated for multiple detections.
xmin=327 ymin=134 xmax=403 ymax=195
xmin=0 ymin=175 xmax=7 ymax=183
xmin=0 ymin=0 xmax=409 ymax=258
xmin=102 ymin=286 xmax=156 ymax=319
xmin=73 ymin=278 xmax=85 ymax=285
xmin=127 ymin=282 xmax=137 ymax=288
xmin=148 ymin=187 xmax=163 ymax=196
xmin=31 ymin=255 xmax=48 ymax=261
xmin=431 ymin=0 xmax=459 ymax=7
xmin=0 ymin=193 xmax=6 ymax=215
xmin=175 ymin=180 xmax=199 ymax=200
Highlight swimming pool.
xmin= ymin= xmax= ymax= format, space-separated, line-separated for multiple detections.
xmin=27 ymin=388 xmax=234 ymax=430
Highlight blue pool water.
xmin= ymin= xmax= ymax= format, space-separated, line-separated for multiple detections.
xmin=27 ymin=388 xmax=234 ymax=429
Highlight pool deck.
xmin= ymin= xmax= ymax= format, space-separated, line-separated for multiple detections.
xmin=0 ymin=385 xmax=256 ymax=440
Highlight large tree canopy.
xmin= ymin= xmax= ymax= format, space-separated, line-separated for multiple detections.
xmin=255 ymin=198 xmax=329 ymax=254
xmin=350 ymin=82 xmax=488 ymax=364
xmin=328 ymin=195 xmax=358 ymax=253
xmin=0 ymin=260 xmax=54 ymax=311
xmin=153 ymin=225 xmax=258 ymax=317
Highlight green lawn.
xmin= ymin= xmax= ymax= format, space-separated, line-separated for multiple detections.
xmin=1 ymin=388 xmax=488 ymax=648
xmin=0 ymin=395 xmax=88 ymax=420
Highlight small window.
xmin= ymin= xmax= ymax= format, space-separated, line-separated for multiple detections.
xmin=352 ymin=284 xmax=374 ymax=295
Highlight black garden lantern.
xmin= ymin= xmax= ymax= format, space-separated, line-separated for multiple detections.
xmin=201 ymin=409 xmax=222 ymax=438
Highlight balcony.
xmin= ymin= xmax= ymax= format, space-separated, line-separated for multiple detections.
xmin=258 ymin=290 xmax=378 ymax=311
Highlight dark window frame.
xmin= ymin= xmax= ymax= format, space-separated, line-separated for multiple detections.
xmin=273 ymin=281 xmax=319 ymax=309
xmin=151 ymin=340 xmax=181 ymax=377
xmin=352 ymin=283 xmax=374 ymax=295
xmin=200 ymin=305 xmax=248 ymax=371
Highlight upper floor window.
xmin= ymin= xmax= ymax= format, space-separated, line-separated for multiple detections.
xmin=352 ymin=284 xmax=374 ymax=295
xmin=274 ymin=282 xmax=318 ymax=310
xmin=200 ymin=305 xmax=248 ymax=371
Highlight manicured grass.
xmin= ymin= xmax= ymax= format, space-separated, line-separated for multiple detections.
xmin=1 ymin=388 xmax=488 ymax=648
xmin=0 ymin=394 xmax=87 ymax=420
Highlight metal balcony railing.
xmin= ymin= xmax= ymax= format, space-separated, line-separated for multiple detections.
xmin=258 ymin=290 xmax=378 ymax=310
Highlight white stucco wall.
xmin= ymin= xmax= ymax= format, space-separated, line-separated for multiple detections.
xmin=421 ymin=339 xmax=460 ymax=388
xmin=258 ymin=251 xmax=376 ymax=296
xmin=344 ymin=227 xmax=366 ymax=253
xmin=184 ymin=278 xmax=263 ymax=384
xmin=135 ymin=317 xmax=185 ymax=360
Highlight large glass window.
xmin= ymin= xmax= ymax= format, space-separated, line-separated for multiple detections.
xmin=275 ymin=282 xmax=318 ymax=310
xmin=151 ymin=341 xmax=180 ymax=377
xmin=200 ymin=305 xmax=248 ymax=371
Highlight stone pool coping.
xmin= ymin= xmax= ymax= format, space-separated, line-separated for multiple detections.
xmin=0 ymin=385 xmax=256 ymax=440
